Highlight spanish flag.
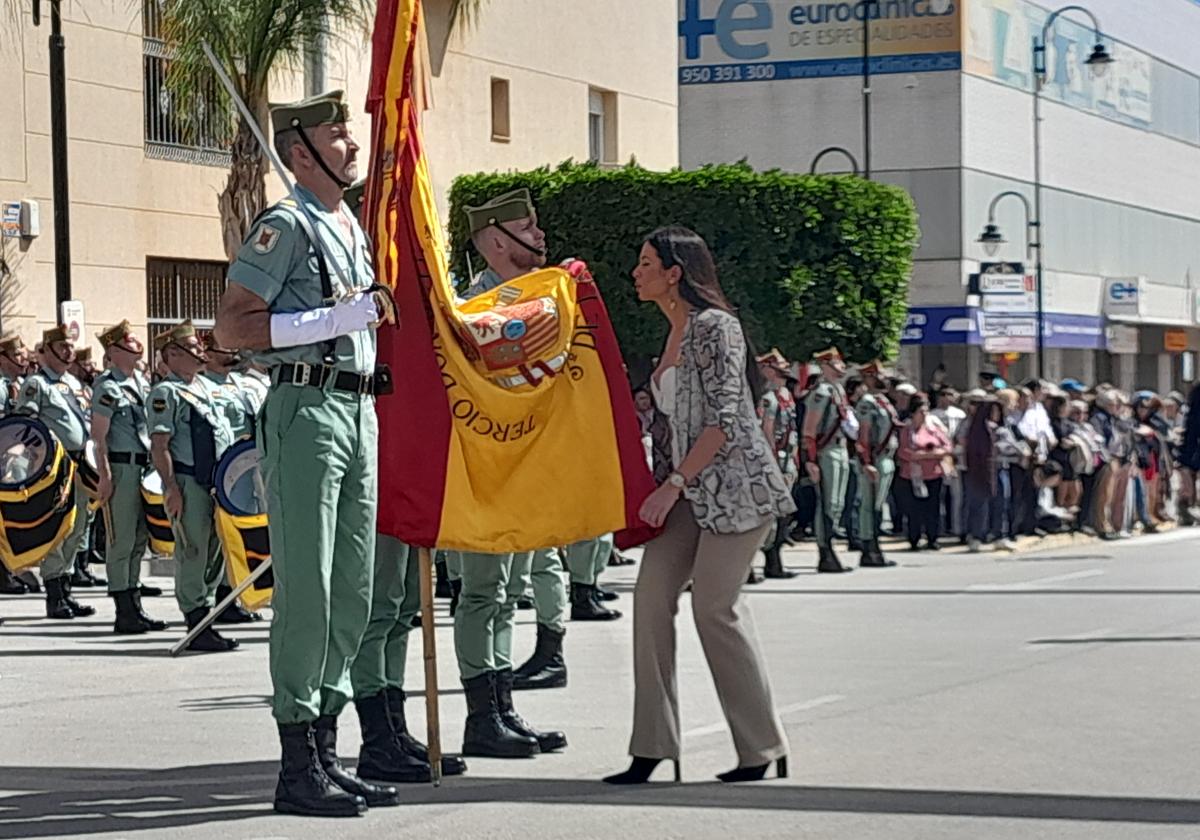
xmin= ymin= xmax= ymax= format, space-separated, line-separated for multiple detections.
xmin=366 ymin=0 xmax=656 ymax=552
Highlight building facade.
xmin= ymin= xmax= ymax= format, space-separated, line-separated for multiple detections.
xmin=678 ymin=0 xmax=1200 ymax=393
xmin=0 ymin=0 xmax=678 ymax=352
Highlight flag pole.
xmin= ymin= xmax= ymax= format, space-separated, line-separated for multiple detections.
xmin=417 ymin=546 xmax=442 ymax=786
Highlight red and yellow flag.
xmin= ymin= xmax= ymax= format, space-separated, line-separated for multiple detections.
xmin=365 ymin=0 xmax=656 ymax=552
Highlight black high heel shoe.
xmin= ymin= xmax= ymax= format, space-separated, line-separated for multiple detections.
xmin=717 ymin=757 xmax=788 ymax=783
xmin=602 ymin=756 xmax=681 ymax=785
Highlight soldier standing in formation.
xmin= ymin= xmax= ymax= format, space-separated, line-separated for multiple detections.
xmin=0 ymin=333 xmax=32 ymax=595
xmin=215 ymin=91 xmax=399 ymax=817
xmin=91 ymin=320 xmax=167 ymax=633
xmin=853 ymin=361 xmax=901 ymax=569
xmin=802 ymin=347 xmax=857 ymax=574
xmin=15 ymin=328 xmax=96 ymax=618
xmin=147 ymin=322 xmax=238 ymax=652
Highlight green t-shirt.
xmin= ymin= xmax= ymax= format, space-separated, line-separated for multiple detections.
xmin=92 ymin=367 xmax=150 ymax=454
xmin=15 ymin=366 xmax=89 ymax=453
xmin=148 ymin=373 xmax=236 ymax=467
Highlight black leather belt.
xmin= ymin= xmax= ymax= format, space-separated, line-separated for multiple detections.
xmin=274 ymin=363 xmax=379 ymax=396
xmin=109 ymin=452 xmax=150 ymax=467
xmin=172 ymin=462 xmax=195 ymax=477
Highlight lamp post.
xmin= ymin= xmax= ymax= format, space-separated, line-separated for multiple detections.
xmin=32 ymin=0 xmax=73 ymax=308
xmin=809 ymin=146 xmax=861 ymax=176
xmin=1031 ymin=5 xmax=1113 ymax=378
xmin=861 ymin=0 xmax=877 ymax=179
xmin=977 ymin=191 xmax=1039 ymax=261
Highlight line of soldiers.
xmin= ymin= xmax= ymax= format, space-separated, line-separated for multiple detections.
xmin=0 ymin=320 xmax=271 ymax=647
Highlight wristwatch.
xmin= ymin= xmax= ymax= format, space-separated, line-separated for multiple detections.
xmin=667 ymin=471 xmax=687 ymax=489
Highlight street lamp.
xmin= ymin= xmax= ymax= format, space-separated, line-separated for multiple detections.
xmin=977 ymin=191 xmax=1039 ymax=260
xmin=861 ymin=0 xmax=878 ymax=179
xmin=809 ymin=146 xmax=861 ymax=176
xmin=1031 ymin=4 xmax=1113 ymax=378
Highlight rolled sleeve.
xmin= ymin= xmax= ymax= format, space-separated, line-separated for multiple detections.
xmin=693 ymin=311 xmax=745 ymax=438
xmin=227 ymin=210 xmax=301 ymax=306
xmin=91 ymin=382 xmax=122 ymax=420
xmin=148 ymin=386 xmax=176 ymax=437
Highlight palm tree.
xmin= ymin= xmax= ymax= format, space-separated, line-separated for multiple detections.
xmin=159 ymin=0 xmax=485 ymax=261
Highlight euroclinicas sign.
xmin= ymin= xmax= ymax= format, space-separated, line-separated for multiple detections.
xmin=679 ymin=0 xmax=961 ymax=85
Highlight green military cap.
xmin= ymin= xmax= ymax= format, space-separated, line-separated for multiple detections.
xmin=43 ymin=325 xmax=71 ymax=345
xmin=97 ymin=320 xmax=133 ymax=349
xmin=271 ymin=90 xmax=351 ymax=135
xmin=465 ymin=188 xmax=535 ymax=235
xmin=153 ymin=320 xmax=196 ymax=353
xmin=0 ymin=333 xmax=24 ymax=354
xmin=344 ymin=177 xmax=367 ymax=216
xmin=74 ymin=347 xmax=92 ymax=363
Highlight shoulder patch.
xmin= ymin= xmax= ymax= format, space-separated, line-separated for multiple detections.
xmin=99 ymin=393 xmax=116 ymax=407
xmin=152 ymin=398 xmax=168 ymax=412
xmin=252 ymin=225 xmax=281 ymax=254
xmin=24 ymin=384 xmax=37 ymax=397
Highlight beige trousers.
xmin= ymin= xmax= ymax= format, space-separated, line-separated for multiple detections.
xmin=628 ymin=501 xmax=788 ymax=765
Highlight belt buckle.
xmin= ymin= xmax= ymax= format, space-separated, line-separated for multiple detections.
xmin=359 ymin=374 xmax=372 ymax=396
xmin=290 ymin=363 xmax=312 ymax=387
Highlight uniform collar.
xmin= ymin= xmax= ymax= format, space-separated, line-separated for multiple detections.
xmin=106 ymin=366 xmax=130 ymax=383
xmin=203 ymin=370 xmax=230 ymax=385
xmin=466 ymin=267 xmax=505 ymax=300
xmin=40 ymin=364 xmax=63 ymax=382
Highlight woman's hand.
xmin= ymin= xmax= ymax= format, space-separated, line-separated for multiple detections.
xmin=639 ymin=482 xmax=682 ymax=528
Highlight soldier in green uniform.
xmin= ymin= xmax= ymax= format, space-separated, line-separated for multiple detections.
xmin=339 ymin=177 xmax=468 ymax=784
xmin=66 ymin=345 xmax=107 ymax=590
xmin=0 ymin=334 xmax=29 ymax=414
xmin=0 ymin=333 xmax=31 ymax=596
xmin=213 ymin=91 xmax=398 ymax=817
xmin=92 ymin=321 xmax=167 ymax=633
xmin=446 ymin=189 xmax=569 ymax=755
xmin=15 ymin=327 xmax=96 ymax=618
xmin=854 ymin=361 xmax=901 ymax=569
xmin=802 ymin=347 xmax=856 ymax=574
xmin=147 ymin=321 xmax=239 ymax=652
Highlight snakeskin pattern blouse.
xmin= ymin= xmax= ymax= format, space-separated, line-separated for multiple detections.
xmin=660 ymin=308 xmax=797 ymax=535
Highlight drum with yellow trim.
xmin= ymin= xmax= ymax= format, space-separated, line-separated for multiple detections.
xmin=213 ymin=439 xmax=272 ymax=611
xmin=77 ymin=439 xmax=102 ymax=512
xmin=140 ymin=469 xmax=174 ymax=556
xmin=0 ymin=416 xmax=79 ymax=571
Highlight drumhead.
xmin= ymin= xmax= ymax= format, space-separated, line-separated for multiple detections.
xmin=0 ymin=416 xmax=56 ymax=490
xmin=141 ymin=469 xmax=164 ymax=497
xmin=215 ymin=440 xmax=266 ymax=517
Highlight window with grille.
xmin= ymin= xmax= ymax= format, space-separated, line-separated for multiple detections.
xmin=143 ymin=1 xmax=234 ymax=166
xmin=146 ymin=258 xmax=226 ymax=340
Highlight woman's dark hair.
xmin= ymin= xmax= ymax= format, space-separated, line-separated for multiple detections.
xmin=644 ymin=225 xmax=764 ymax=400
xmin=908 ymin=395 xmax=928 ymax=415
xmin=1046 ymin=394 xmax=1068 ymax=418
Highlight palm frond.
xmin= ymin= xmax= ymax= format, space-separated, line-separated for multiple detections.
xmin=449 ymin=0 xmax=487 ymax=34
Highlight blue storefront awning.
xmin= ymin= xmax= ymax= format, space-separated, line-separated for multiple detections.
xmin=902 ymin=306 xmax=1106 ymax=350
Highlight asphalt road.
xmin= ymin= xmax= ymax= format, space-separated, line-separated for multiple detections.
xmin=1 ymin=530 xmax=1197 ymax=840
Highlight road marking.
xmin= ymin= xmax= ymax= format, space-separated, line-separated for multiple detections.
xmin=967 ymin=569 xmax=1105 ymax=591
xmin=684 ymin=694 xmax=844 ymax=739
xmin=1025 ymin=627 xmax=1115 ymax=651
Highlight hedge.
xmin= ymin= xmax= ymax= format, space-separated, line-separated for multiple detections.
xmin=447 ymin=161 xmax=918 ymax=378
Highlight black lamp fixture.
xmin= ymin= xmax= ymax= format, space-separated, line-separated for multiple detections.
xmin=978 ymin=224 xmax=1006 ymax=258
xmin=1085 ymin=42 xmax=1114 ymax=75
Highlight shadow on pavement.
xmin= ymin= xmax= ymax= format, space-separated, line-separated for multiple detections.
xmin=0 ymin=764 xmax=1197 ymax=837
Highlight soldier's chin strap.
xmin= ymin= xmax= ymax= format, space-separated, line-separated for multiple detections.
xmin=488 ymin=220 xmax=546 ymax=258
xmin=167 ymin=341 xmax=209 ymax=367
xmin=291 ymin=122 xmax=352 ymax=190
xmin=49 ymin=343 xmax=73 ymax=368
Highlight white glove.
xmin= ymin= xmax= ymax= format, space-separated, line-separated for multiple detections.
xmin=841 ymin=412 xmax=860 ymax=440
xmin=269 ymin=292 xmax=379 ymax=349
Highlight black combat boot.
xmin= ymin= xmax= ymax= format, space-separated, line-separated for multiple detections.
xmin=138 ymin=582 xmax=163 ymax=597
xmin=112 ymin=590 xmax=147 ymax=635
xmin=312 ymin=715 xmax=400 ymax=807
xmin=461 ymin=672 xmax=539 ymax=758
xmin=1 ymin=566 xmax=29 ymax=595
xmin=61 ymin=576 xmax=95 ymax=616
xmin=570 ymin=583 xmax=621 ymax=621
xmin=274 ymin=722 xmax=366 ymax=818
xmin=860 ymin=539 xmax=896 ymax=568
xmin=494 ymin=668 xmax=567 ymax=753
xmin=383 ymin=687 xmax=467 ymax=776
xmin=70 ymin=553 xmax=103 ymax=588
xmin=132 ymin=589 xmax=169 ymax=631
xmin=213 ymin=582 xmax=261 ymax=624
xmin=354 ymin=691 xmax=432 ymax=783
xmin=817 ymin=546 xmax=851 ymax=574
xmin=512 ymin=624 xmax=567 ymax=690
xmin=763 ymin=546 xmax=798 ymax=579
xmin=183 ymin=607 xmax=239 ymax=652
xmin=44 ymin=576 xmax=74 ymax=620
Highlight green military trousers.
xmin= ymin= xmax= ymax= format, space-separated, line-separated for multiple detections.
xmin=173 ymin=474 xmax=223 ymax=614
xmin=105 ymin=462 xmax=149 ymax=593
xmin=351 ymin=534 xmax=420 ymax=696
xmin=41 ymin=474 xmax=91 ymax=580
xmin=853 ymin=456 xmax=895 ymax=543
xmin=515 ymin=548 xmax=567 ymax=633
xmin=453 ymin=551 xmax=528 ymax=679
xmin=444 ymin=550 xmax=461 ymax=582
xmin=262 ymin=386 xmax=377 ymax=725
xmin=814 ymin=445 xmax=850 ymax=549
xmin=563 ymin=535 xmax=614 ymax=586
